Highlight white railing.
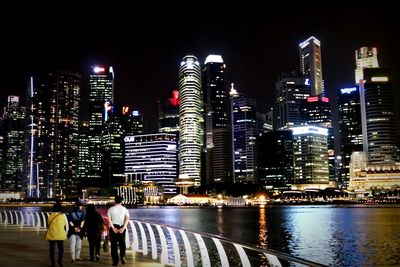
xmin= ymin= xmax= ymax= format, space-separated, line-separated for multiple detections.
xmin=0 ymin=210 xmax=326 ymax=267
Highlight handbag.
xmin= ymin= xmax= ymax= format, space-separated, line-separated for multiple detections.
xmin=44 ymin=213 xmax=61 ymax=240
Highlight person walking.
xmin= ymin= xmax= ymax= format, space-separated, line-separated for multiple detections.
xmin=107 ymin=195 xmax=130 ymax=266
xmin=45 ymin=201 xmax=68 ymax=267
xmin=84 ymin=204 xmax=104 ymax=261
xmin=67 ymin=200 xmax=85 ymax=262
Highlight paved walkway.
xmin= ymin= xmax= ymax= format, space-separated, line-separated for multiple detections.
xmin=0 ymin=224 xmax=164 ymax=267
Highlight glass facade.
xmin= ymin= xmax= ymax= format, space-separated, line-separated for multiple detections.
xmin=178 ymin=55 xmax=202 ymax=186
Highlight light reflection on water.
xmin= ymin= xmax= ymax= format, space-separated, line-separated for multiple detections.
xmin=3 ymin=205 xmax=400 ymax=266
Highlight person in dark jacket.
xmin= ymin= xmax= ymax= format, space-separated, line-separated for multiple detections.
xmin=67 ymin=200 xmax=85 ymax=262
xmin=84 ymin=204 xmax=105 ymax=261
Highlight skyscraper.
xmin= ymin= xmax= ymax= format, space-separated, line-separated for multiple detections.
xmin=292 ymin=126 xmax=329 ymax=188
xmin=26 ymin=72 xmax=81 ymax=198
xmin=299 ymin=36 xmax=323 ymax=96
xmin=355 ymin=47 xmax=379 ymax=84
xmin=360 ymin=68 xmax=398 ymax=164
xmin=338 ymin=87 xmax=363 ymax=188
xmin=231 ymin=87 xmax=258 ymax=184
xmin=258 ymin=130 xmax=293 ymax=187
xmin=274 ymin=72 xmax=309 ymax=129
xmin=87 ymin=66 xmax=114 ymax=185
xmin=102 ymin=103 xmax=126 ymax=187
xmin=125 ymin=133 xmax=178 ymax=196
xmin=178 ymin=55 xmax=202 ymax=188
xmin=0 ymin=96 xmax=25 ymax=192
xmin=203 ymin=55 xmax=232 ymax=185
xmin=158 ymin=90 xmax=180 ymax=133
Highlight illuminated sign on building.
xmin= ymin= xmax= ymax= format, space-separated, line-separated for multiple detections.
xmin=292 ymin=126 xmax=329 ymax=136
xmin=371 ymin=76 xmax=389 ymax=82
xmin=122 ymin=106 xmax=129 ymax=115
xmin=304 ymin=78 xmax=310 ymax=86
xmin=340 ymin=87 xmax=357 ymax=94
xmin=321 ymin=97 xmax=329 ymax=103
xmin=93 ymin=66 xmax=105 ymax=73
xmin=104 ymin=101 xmax=112 ymax=122
xmin=168 ymin=90 xmax=180 ymax=106
xmin=307 ymin=96 xmax=318 ymax=102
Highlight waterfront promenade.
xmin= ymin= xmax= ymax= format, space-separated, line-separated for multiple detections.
xmin=0 ymin=224 xmax=163 ymax=267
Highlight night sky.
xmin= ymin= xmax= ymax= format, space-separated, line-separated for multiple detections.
xmin=1 ymin=6 xmax=399 ymax=133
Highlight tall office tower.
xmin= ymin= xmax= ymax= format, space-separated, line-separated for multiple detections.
xmin=203 ymin=55 xmax=232 ymax=185
xmin=231 ymin=86 xmax=258 ymax=184
xmin=299 ymin=36 xmax=323 ymax=96
xmin=274 ymin=72 xmax=310 ymax=130
xmin=292 ymin=126 xmax=329 ymax=188
xmin=88 ymin=66 xmax=114 ymax=184
xmin=258 ymin=130 xmax=293 ymax=188
xmin=0 ymin=96 xmax=25 ymax=192
xmin=102 ymin=103 xmax=126 ymax=187
xmin=77 ymin=121 xmax=90 ymax=186
xmin=304 ymin=96 xmax=334 ymax=183
xmin=158 ymin=90 xmax=180 ymax=133
xmin=355 ymin=47 xmax=379 ymax=84
xmin=126 ymin=110 xmax=143 ymax=135
xmin=338 ymin=87 xmax=363 ymax=188
xmin=178 ymin=55 xmax=202 ymax=188
xmin=360 ymin=68 xmax=398 ymax=163
xmin=125 ymin=133 xmax=178 ymax=196
xmin=26 ymin=72 xmax=81 ymax=198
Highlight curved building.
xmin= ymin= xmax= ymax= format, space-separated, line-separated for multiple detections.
xmin=360 ymin=68 xmax=398 ymax=164
xmin=178 ymin=55 xmax=202 ymax=187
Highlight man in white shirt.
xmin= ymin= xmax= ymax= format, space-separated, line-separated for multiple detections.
xmin=107 ymin=195 xmax=129 ymax=266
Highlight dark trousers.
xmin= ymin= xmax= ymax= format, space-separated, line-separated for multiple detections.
xmin=49 ymin=240 xmax=64 ymax=266
xmin=87 ymin=235 xmax=101 ymax=260
xmin=109 ymin=225 xmax=126 ymax=265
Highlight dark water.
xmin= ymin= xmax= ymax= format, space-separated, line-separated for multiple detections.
xmin=4 ymin=205 xmax=400 ymax=266
xmin=125 ymin=205 xmax=400 ymax=266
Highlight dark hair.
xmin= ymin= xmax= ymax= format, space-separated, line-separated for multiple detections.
xmin=114 ymin=195 xmax=123 ymax=204
xmin=86 ymin=203 xmax=95 ymax=214
xmin=53 ymin=202 xmax=63 ymax=212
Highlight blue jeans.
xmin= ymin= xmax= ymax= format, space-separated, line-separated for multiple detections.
xmin=49 ymin=240 xmax=64 ymax=266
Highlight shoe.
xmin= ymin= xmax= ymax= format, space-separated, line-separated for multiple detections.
xmin=96 ymin=255 xmax=100 ymax=261
xmin=112 ymin=264 xmax=118 ymax=266
xmin=121 ymin=257 xmax=126 ymax=264
xmin=71 ymin=259 xmax=75 ymax=263
xmin=76 ymin=258 xmax=82 ymax=261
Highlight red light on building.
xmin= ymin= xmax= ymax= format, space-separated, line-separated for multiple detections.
xmin=169 ymin=90 xmax=180 ymax=106
xmin=122 ymin=106 xmax=129 ymax=115
xmin=322 ymin=97 xmax=329 ymax=103
xmin=307 ymin=96 xmax=318 ymax=102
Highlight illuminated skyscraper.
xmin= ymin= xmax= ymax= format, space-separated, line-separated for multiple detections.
xmin=158 ymin=90 xmax=179 ymax=133
xmin=355 ymin=47 xmax=379 ymax=84
xmin=178 ymin=55 xmax=202 ymax=188
xmin=87 ymin=66 xmax=114 ymax=185
xmin=338 ymin=87 xmax=363 ymax=188
xmin=299 ymin=36 xmax=323 ymax=96
xmin=203 ymin=55 xmax=232 ymax=184
xmin=230 ymin=86 xmax=257 ymax=184
xmin=77 ymin=121 xmax=89 ymax=186
xmin=26 ymin=72 xmax=81 ymax=198
xmin=275 ymin=72 xmax=310 ymax=129
xmin=292 ymin=126 xmax=329 ymax=187
xmin=125 ymin=133 xmax=178 ymax=196
xmin=360 ymin=68 xmax=398 ymax=163
xmin=0 ymin=96 xmax=25 ymax=192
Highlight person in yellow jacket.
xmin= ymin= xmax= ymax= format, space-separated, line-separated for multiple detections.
xmin=45 ymin=202 xmax=69 ymax=267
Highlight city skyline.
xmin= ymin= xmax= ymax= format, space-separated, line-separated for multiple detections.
xmin=1 ymin=7 xmax=399 ymax=133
